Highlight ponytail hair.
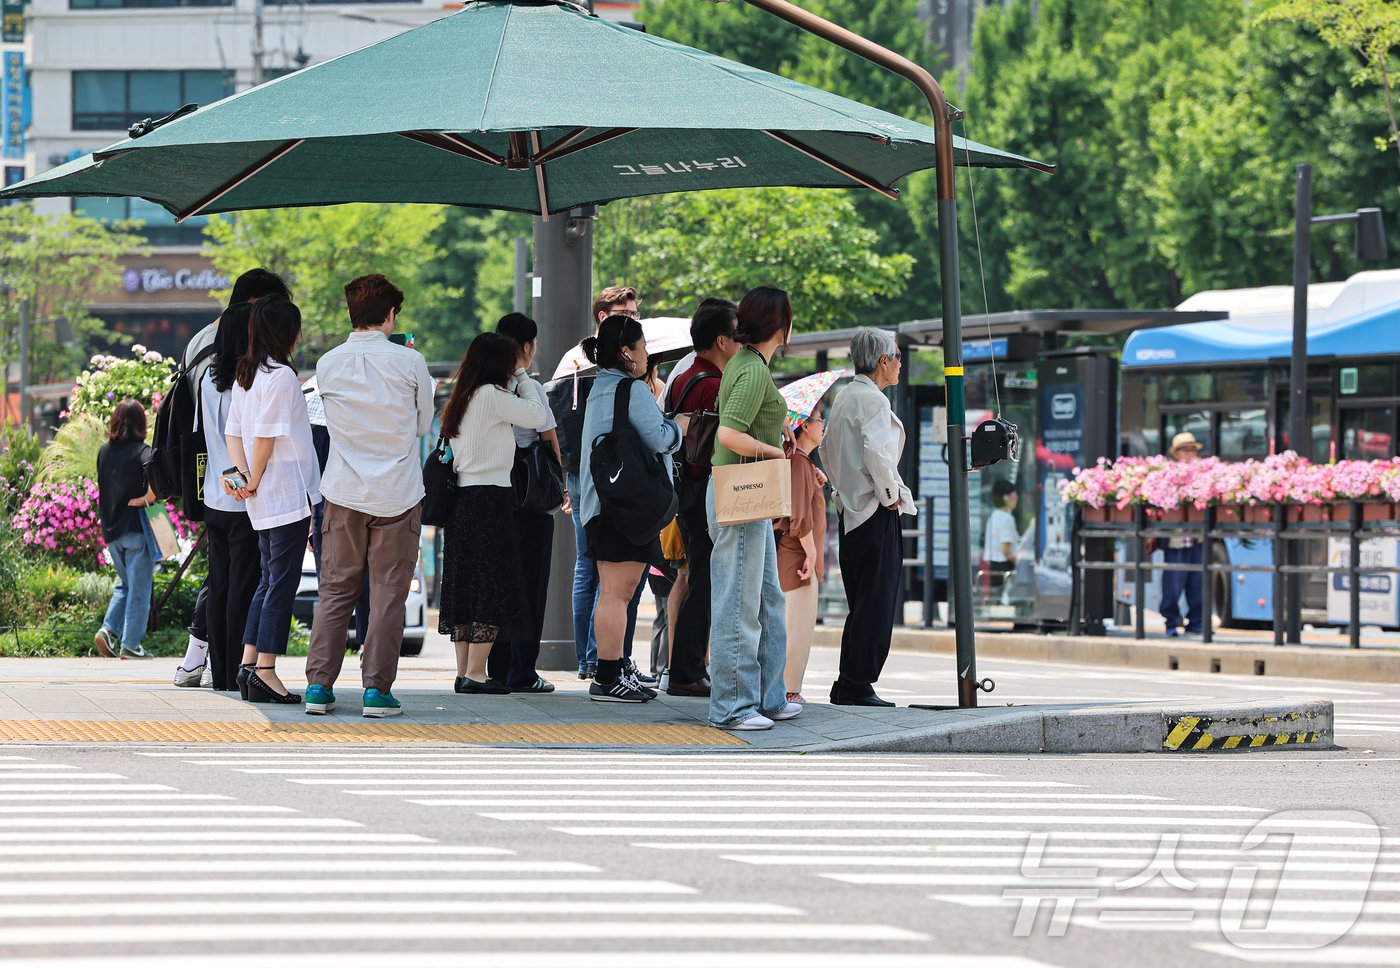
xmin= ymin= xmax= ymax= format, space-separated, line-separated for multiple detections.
xmin=235 ymin=295 xmax=302 ymax=391
xmin=583 ymin=314 xmax=644 ymax=370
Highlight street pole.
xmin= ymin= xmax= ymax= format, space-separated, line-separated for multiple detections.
xmin=513 ymin=235 xmax=528 ymax=314
xmin=17 ymin=297 xmax=29 ymax=430
xmin=1287 ymin=164 xmax=1311 ymax=645
xmin=532 ymin=209 xmax=595 ymax=670
xmin=738 ymin=0 xmax=983 ymax=706
xmin=252 ymin=0 xmax=265 ymax=87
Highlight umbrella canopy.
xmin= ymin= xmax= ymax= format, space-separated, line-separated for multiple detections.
xmin=551 ymin=316 xmax=693 ymax=380
xmin=780 ymin=368 xmax=845 ymax=431
xmin=0 ymin=0 xmax=1048 ymax=219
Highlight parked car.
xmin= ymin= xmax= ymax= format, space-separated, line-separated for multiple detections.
xmin=293 ymin=549 xmax=428 ymax=656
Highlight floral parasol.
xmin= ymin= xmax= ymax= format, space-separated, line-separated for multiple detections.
xmin=780 ymin=369 xmax=845 ymax=431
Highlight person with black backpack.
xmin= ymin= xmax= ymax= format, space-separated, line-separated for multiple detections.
xmin=662 ymin=298 xmax=741 ymax=698
xmin=577 ymin=315 xmax=681 ymax=703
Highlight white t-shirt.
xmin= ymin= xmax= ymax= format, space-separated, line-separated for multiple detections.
xmin=226 ymin=363 xmax=322 ymax=530
xmin=199 ymin=371 xmax=244 ymax=516
xmin=983 ymin=507 xmax=1019 ymax=563
xmin=509 ymin=376 xmax=556 ymax=449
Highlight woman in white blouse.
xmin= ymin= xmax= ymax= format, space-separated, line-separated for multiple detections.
xmin=437 ymin=331 xmax=547 ymax=694
xmin=224 ymin=296 xmax=321 ymax=704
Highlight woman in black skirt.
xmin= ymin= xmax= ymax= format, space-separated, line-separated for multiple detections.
xmin=438 ymin=332 xmax=548 ymax=694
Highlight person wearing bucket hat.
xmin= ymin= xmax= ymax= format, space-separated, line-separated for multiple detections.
xmin=1161 ymin=431 xmax=1204 ymax=637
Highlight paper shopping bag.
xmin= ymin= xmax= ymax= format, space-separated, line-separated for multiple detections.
xmin=713 ymin=458 xmax=792 ymax=526
xmin=142 ymin=505 xmax=182 ymax=563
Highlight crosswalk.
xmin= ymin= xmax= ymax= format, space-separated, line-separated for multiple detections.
xmin=146 ymin=748 xmax=1400 ymax=966
xmin=0 ymin=751 xmax=1045 ymax=967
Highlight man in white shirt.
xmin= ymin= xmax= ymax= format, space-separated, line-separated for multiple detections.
xmin=824 ymin=327 xmax=917 ymax=708
xmin=304 ymin=274 xmax=434 ymax=719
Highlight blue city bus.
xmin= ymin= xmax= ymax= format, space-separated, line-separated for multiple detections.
xmin=1120 ymin=298 xmax=1400 ymax=625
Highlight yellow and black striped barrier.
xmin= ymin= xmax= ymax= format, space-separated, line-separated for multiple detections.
xmin=1164 ymin=711 xmax=1325 ymax=752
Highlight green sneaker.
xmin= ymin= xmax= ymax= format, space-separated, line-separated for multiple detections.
xmin=362 ymin=689 xmax=402 ymax=719
xmin=304 ymin=684 xmax=336 ymax=715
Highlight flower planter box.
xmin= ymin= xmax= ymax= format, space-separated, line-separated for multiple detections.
xmin=1362 ymin=502 xmax=1399 ymax=522
xmin=1083 ymin=506 xmax=1134 ymax=523
xmin=1243 ymin=504 xmax=1275 ymax=524
xmin=1287 ymin=504 xmax=1336 ymax=524
xmin=1150 ymin=507 xmax=1204 ymax=524
xmin=1216 ymin=506 xmax=1242 ymax=524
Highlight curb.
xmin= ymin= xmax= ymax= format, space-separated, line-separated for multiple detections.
xmin=813 ymin=626 xmax=1400 ymax=684
xmin=800 ymin=697 xmax=1335 ymax=754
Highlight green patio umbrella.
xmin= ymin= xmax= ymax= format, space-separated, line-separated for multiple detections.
xmin=0 ymin=0 xmax=1047 ymax=219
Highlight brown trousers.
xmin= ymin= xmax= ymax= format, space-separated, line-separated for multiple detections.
xmin=306 ymin=500 xmax=421 ymax=693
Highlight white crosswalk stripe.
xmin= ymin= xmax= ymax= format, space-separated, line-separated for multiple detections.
xmin=157 ymin=747 xmax=1396 ymax=965
xmin=0 ymin=752 xmax=995 ymax=966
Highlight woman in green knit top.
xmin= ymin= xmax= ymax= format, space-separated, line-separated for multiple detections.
xmin=707 ymin=287 xmax=804 ymax=731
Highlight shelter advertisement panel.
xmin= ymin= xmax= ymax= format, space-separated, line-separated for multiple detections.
xmin=2 ymin=51 xmax=22 ymax=160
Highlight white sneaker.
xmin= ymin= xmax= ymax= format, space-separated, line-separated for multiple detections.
xmin=722 ymin=714 xmax=774 ymax=731
xmin=172 ymin=664 xmax=203 ymax=687
xmin=773 ymin=702 xmax=803 ymax=721
xmin=199 ymin=664 xmax=213 ymax=688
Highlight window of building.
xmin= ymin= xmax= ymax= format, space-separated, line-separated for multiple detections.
xmin=72 ymin=70 xmax=233 ymax=131
xmin=71 ymin=0 xmax=232 ymax=8
xmin=72 ymin=196 xmax=209 ymax=247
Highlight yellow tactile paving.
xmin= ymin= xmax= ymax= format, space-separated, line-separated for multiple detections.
xmin=0 ymin=720 xmax=746 ymax=746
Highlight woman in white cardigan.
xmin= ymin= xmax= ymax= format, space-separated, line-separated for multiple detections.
xmin=437 ymin=331 xmax=547 ymax=694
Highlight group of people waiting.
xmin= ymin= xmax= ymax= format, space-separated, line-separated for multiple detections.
xmin=93 ymin=270 xmax=918 ymax=730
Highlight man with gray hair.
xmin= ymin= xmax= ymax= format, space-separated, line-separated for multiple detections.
xmin=823 ymin=327 xmax=916 ymax=707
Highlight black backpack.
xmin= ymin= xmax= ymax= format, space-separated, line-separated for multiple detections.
xmin=145 ymin=343 xmax=215 ymax=519
xmin=546 ymin=373 xmax=595 ymax=476
xmin=589 ymin=378 xmax=678 ymax=545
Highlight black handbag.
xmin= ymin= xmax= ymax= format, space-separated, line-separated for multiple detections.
xmin=421 ymin=435 xmax=457 ymax=527
xmin=590 ymin=379 xmax=679 ymax=545
xmin=512 ymin=439 xmax=565 ymax=513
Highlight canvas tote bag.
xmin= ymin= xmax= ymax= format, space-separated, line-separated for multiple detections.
xmin=713 ymin=456 xmax=792 ymax=526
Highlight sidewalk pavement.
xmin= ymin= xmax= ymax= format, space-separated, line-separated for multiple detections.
xmin=0 ymin=651 xmax=1333 ymax=754
xmin=816 ymin=621 xmax=1400 ymax=686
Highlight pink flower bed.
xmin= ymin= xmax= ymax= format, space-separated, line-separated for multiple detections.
xmin=1058 ymin=452 xmax=1400 ymax=510
xmin=11 ymin=478 xmax=199 ymax=565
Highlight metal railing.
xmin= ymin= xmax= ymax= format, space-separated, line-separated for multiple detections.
xmin=1071 ymin=502 xmax=1400 ymax=647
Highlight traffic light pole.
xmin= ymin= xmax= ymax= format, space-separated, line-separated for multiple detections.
xmin=737 ymin=0 xmax=983 ymax=706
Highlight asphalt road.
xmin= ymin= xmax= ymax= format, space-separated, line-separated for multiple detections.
xmin=0 ymin=645 xmax=1397 ymax=966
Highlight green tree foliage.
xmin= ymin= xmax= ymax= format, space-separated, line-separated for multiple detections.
xmin=415 ymin=208 xmax=533 ymax=359
xmin=201 ymin=204 xmax=462 ymax=359
xmin=1260 ymin=0 xmax=1400 ymax=159
xmin=635 ymin=0 xmax=933 ymax=325
xmin=959 ymin=0 xmax=1399 ymax=311
xmin=0 ymin=204 xmax=149 ymax=386
xmin=594 ymin=188 xmax=912 ymax=328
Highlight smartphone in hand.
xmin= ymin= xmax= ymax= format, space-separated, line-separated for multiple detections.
xmin=221 ymin=466 xmax=247 ymax=490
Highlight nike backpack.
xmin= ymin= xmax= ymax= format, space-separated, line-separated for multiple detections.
xmin=589 ymin=378 xmax=678 ymax=545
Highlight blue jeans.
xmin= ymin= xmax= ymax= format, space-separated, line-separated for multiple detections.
xmin=102 ymin=530 xmax=154 ymax=651
xmin=1160 ymin=543 xmax=1204 ymax=633
xmin=705 ymin=478 xmax=788 ymax=726
xmin=568 ymin=472 xmax=643 ymax=667
xmin=243 ymin=517 xmax=310 ymax=655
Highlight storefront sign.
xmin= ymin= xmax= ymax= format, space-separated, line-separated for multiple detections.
xmin=1 ymin=1 xmax=21 ymax=44
xmin=2 ymin=52 xmax=23 ymax=161
xmin=122 ymin=266 xmax=231 ymax=295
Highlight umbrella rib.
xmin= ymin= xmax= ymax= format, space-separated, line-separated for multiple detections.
xmin=174 ymin=139 xmax=304 ymax=223
xmin=764 ymin=130 xmax=900 ymax=201
xmin=531 ymin=127 xmax=637 ymax=166
xmin=531 ymin=127 xmax=589 ymax=164
xmin=530 ymin=130 xmax=549 ymax=221
xmin=398 ymin=132 xmax=506 ymax=167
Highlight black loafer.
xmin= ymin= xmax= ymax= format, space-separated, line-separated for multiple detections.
xmin=830 ymin=691 xmax=896 ymax=708
xmin=666 ymin=680 xmax=712 ymax=698
xmin=455 ymin=677 xmax=511 ymax=695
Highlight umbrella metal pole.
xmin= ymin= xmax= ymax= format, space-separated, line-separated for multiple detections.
xmin=738 ymin=0 xmax=980 ymax=706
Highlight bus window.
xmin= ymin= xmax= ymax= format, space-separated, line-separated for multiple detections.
xmin=1218 ymin=409 xmax=1269 ymax=460
xmin=1340 ymin=406 xmax=1396 ymax=460
xmin=1162 ymin=373 xmax=1213 ymax=405
xmin=1338 ymin=363 xmax=1395 ymax=398
xmin=1217 ymin=370 xmax=1267 ymax=404
xmin=1164 ymin=410 xmax=1212 ymax=455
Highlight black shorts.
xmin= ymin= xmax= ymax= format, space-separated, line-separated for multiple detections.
xmin=585 ymin=516 xmax=664 ymax=569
